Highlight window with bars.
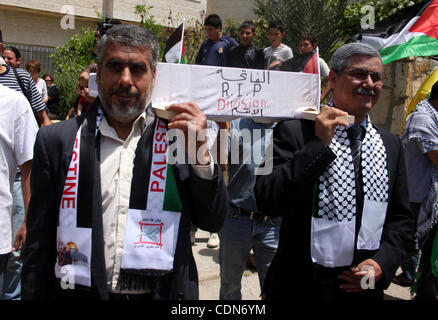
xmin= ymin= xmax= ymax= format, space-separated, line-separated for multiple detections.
xmin=5 ymin=43 xmax=56 ymax=73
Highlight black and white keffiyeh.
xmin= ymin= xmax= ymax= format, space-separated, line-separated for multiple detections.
xmin=311 ymin=108 xmax=390 ymax=267
xmin=317 ymin=118 xmax=389 ymax=222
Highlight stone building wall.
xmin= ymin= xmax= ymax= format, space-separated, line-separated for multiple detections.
xmin=206 ymin=0 xmax=256 ymax=22
xmin=370 ymin=57 xmax=438 ymax=135
xmin=114 ymin=0 xmax=207 ymax=27
xmin=0 ymin=0 xmax=207 ymax=47
xmin=0 ymin=7 xmax=96 ymax=48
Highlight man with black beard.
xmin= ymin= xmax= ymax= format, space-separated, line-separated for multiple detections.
xmin=21 ymin=25 xmax=228 ymax=300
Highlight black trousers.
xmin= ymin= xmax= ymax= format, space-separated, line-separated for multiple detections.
xmin=415 ymin=223 xmax=438 ymax=300
xmin=109 ymin=292 xmax=153 ymax=300
xmin=311 ymin=264 xmax=384 ymax=301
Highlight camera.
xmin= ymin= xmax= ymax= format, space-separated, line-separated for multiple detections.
xmin=96 ymin=17 xmax=121 ymax=38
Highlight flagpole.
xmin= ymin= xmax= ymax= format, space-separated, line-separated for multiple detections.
xmin=316 ymin=46 xmax=321 ymax=110
xmin=179 ymin=20 xmax=185 ymax=64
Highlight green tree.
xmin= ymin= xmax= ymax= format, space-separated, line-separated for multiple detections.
xmin=342 ymin=0 xmax=426 ymax=40
xmin=253 ymin=0 xmax=349 ymax=61
xmin=49 ymin=28 xmax=96 ymax=119
xmin=135 ymin=4 xmax=169 ymax=61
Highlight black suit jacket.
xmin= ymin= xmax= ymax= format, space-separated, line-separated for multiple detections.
xmin=255 ymin=119 xmax=416 ymax=300
xmin=22 ymin=108 xmax=228 ymax=300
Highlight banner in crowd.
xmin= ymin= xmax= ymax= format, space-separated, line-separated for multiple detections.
xmin=151 ymin=62 xmax=320 ymax=122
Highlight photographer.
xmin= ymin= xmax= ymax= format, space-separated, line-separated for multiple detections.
xmin=93 ymin=18 xmax=122 ymax=57
xmin=79 ymin=18 xmax=122 ymax=104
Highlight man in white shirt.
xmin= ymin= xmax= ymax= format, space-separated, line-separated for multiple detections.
xmin=22 ymin=24 xmax=228 ymax=300
xmin=263 ymin=21 xmax=293 ymax=69
xmin=0 ymin=84 xmax=38 ymax=299
xmin=0 ymin=46 xmax=51 ymax=127
xmin=1 ymin=46 xmax=49 ymax=301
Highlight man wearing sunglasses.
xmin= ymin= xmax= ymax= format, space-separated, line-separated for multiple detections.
xmin=255 ymin=42 xmax=416 ymax=301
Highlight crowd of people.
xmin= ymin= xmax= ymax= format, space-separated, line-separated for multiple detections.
xmin=0 ymin=12 xmax=436 ymax=301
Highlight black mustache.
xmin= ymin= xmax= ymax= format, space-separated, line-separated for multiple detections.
xmin=110 ymin=86 xmax=139 ymax=97
xmin=353 ymin=87 xmax=376 ymax=96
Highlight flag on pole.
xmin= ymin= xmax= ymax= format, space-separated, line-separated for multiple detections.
xmin=360 ymin=0 xmax=438 ymax=64
xmin=162 ymin=22 xmax=185 ymax=64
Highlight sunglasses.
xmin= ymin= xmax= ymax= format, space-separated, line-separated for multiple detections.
xmin=344 ymin=67 xmax=383 ymax=84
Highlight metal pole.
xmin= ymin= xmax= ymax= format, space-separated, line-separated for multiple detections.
xmin=102 ymin=0 xmax=114 ymax=19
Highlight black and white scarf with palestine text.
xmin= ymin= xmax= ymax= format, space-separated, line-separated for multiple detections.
xmin=55 ymin=104 xmax=182 ymax=290
xmin=311 ymin=104 xmax=389 ymax=268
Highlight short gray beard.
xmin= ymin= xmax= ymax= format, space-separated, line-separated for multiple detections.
xmin=98 ymin=84 xmax=152 ymax=124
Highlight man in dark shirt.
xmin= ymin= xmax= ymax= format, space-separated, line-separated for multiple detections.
xmin=195 ymin=14 xmax=238 ymax=67
xmin=228 ymin=21 xmax=264 ymax=70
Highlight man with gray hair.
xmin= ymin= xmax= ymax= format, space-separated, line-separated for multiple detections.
xmin=21 ymin=24 xmax=228 ymax=300
xmin=255 ymin=42 xmax=416 ymax=300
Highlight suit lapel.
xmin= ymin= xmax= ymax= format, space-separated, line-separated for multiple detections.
xmin=83 ymin=103 xmax=109 ymax=298
xmin=90 ymin=133 xmax=108 ymax=299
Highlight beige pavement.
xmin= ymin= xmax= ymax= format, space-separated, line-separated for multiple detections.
xmin=193 ymin=229 xmax=413 ymax=300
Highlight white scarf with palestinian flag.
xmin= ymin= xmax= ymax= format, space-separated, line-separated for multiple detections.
xmin=55 ymin=105 xmax=182 ymax=289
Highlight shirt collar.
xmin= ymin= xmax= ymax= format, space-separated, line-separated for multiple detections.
xmin=346 ymin=116 xmax=368 ymax=129
xmin=327 ymin=100 xmax=368 ymax=129
xmin=99 ymin=103 xmax=154 ymax=143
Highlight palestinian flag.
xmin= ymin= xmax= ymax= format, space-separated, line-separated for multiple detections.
xmin=162 ymin=23 xmax=185 ymax=64
xmin=360 ymin=0 xmax=438 ymax=64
